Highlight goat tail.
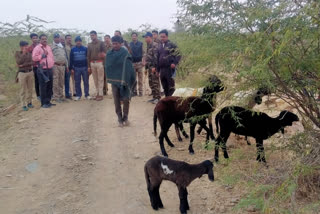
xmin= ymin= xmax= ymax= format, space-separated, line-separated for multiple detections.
xmin=144 ymin=165 xmax=151 ymax=189
xmin=153 ymin=113 xmax=158 ymax=137
xmin=215 ymin=113 xmax=220 ymax=135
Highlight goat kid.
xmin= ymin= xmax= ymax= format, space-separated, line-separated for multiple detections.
xmin=144 ymin=156 xmax=214 ymax=214
xmin=215 ymin=106 xmax=299 ymax=163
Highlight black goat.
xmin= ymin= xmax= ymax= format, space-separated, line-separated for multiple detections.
xmin=215 ymin=106 xmax=299 ymax=163
xmin=144 ymin=156 xmax=214 ymax=214
xmin=153 ymin=75 xmax=224 ymax=157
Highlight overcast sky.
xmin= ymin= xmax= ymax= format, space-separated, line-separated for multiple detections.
xmin=0 ymin=0 xmax=178 ymax=35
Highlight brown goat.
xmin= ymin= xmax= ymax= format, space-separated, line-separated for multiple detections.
xmin=144 ymin=156 xmax=214 ymax=214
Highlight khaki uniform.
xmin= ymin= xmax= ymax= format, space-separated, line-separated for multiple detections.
xmin=15 ymin=51 xmax=34 ymax=106
xmin=87 ymin=40 xmax=106 ymax=97
xmin=65 ymin=44 xmax=76 ymax=95
xmin=103 ymin=42 xmax=113 ymax=95
xmin=52 ymin=42 xmax=68 ymax=100
xmin=145 ymin=42 xmax=161 ymax=99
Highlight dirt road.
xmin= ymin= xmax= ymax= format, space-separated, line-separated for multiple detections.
xmin=0 ymin=94 xmax=233 ymax=214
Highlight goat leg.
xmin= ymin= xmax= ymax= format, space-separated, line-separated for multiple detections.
xmin=199 ymin=120 xmax=210 ymax=150
xmin=179 ymin=123 xmax=189 ymax=139
xmin=208 ymin=114 xmax=215 ymax=140
xmin=148 ymin=187 xmax=158 ymax=210
xmin=159 ymin=132 xmax=168 ymax=157
xmin=164 ymin=134 xmax=175 ymax=147
xmin=256 ymin=139 xmax=266 ymax=163
xmin=175 ymin=123 xmax=183 ymax=142
xmin=197 ymin=126 xmax=203 ymax=135
xmin=154 ymin=184 xmax=163 ymax=208
xmin=188 ymin=123 xmax=196 ymax=155
xmin=178 ymin=187 xmax=188 ymax=214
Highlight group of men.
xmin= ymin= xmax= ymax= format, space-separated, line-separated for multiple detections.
xmin=14 ymin=29 xmax=180 ymax=125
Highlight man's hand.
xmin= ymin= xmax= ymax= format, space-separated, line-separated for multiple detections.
xmin=156 ymin=72 xmax=160 ymax=78
xmin=71 ymin=69 xmax=74 ymax=74
xmin=98 ymin=52 xmax=106 ymax=59
xmin=88 ymin=68 xmax=92 ymax=75
xmin=170 ymin=64 xmax=176 ymax=69
xmin=66 ymin=68 xmax=69 ymax=73
xmin=152 ymin=67 xmax=156 ymax=73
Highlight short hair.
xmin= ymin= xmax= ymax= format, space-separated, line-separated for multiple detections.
xmin=39 ymin=34 xmax=47 ymax=39
xmin=90 ymin=30 xmax=97 ymax=35
xmin=65 ymin=34 xmax=71 ymax=39
xmin=115 ymin=30 xmax=122 ymax=36
xmin=30 ymin=33 xmax=38 ymax=39
xmin=159 ymin=29 xmax=168 ymax=36
xmin=104 ymin=34 xmax=111 ymax=38
xmin=152 ymin=30 xmax=158 ymax=34
xmin=111 ymin=35 xmax=123 ymax=43
xmin=131 ymin=32 xmax=138 ymax=37
xmin=19 ymin=41 xmax=29 ymax=47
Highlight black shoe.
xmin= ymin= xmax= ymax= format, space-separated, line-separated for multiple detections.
xmin=48 ymin=103 xmax=56 ymax=106
xmin=73 ymin=94 xmax=76 ymax=97
xmin=147 ymin=98 xmax=155 ymax=103
xmin=41 ymin=104 xmax=51 ymax=108
xmin=66 ymin=96 xmax=72 ymax=100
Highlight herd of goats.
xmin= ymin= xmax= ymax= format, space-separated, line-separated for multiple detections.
xmin=144 ymin=75 xmax=300 ymax=214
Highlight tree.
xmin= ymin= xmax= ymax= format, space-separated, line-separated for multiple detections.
xmin=177 ymin=0 xmax=320 ymax=129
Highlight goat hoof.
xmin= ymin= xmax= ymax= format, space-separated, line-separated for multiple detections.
xmin=178 ymin=137 xmax=183 ymax=142
xmin=163 ymin=153 xmax=168 ymax=157
xmin=184 ymin=134 xmax=189 ymax=139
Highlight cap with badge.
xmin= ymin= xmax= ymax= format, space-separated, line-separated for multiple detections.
xmin=53 ymin=33 xmax=60 ymax=38
xmin=75 ymin=36 xmax=82 ymax=42
xmin=143 ymin=32 xmax=153 ymax=38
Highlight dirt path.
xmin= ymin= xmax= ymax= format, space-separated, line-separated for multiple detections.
xmin=1 ymin=92 xmax=238 ymax=214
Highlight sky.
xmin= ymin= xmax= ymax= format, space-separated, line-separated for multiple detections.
xmin=0 ymin=0 xmax=178 ymax=35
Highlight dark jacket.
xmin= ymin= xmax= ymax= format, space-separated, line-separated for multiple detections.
xmin=157 ymin=40 xmax=181 ymax=71
xmin=70 ymin=46 xmax=88 ymax=69
xmin=129 ymin=41 xmax=143 ymax=63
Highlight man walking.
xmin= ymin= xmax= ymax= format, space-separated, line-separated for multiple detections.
xmin=51 ymin=33 xmax=68 ymax=103
xmin=32 ymin=34 xmax=55 ymax=108
xmin=70 ymin=36 xmax=89 ymax=101
xmin=64 ymin=34 xmax=75 ymax=99
xmin=157 ymin=29 xmax=181 ymax=97
xmin=105 ymin=35 xmax=135 ymax=127
xmin=27 ymin=33 xmax=40 ymax=100
xmin=129 ymin=32 xmax=144 ymax=97
xmin=87 ymin=30 xmax=106 ymax=101
xmin=15 ymin=41 xmax=34 ymax=111
xmin=143 ymin=32 xmax=161 ymax=104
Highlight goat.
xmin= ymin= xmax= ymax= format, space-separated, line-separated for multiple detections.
xmin=214 ymin=106 xmax=299 ymax=163
xmin=153 ymin=75 xmax=224 ymax=157
xmin=144 ymin=156 xmax=214 ymax=214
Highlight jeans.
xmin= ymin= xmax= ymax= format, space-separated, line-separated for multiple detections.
xmin=37 ymin=68 xmax=53 ymax=106
xmin=160 ymin=67 xmax=175 ymax=97
xmin=65 ymin=69 xmax=71 ymax=97
xmin=74 ymin=66 xmax=89 ymax=97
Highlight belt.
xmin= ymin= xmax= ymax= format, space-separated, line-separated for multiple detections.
xmin=91 ymin=60 xmax=103 ymax=63
xmin=54 ymin=62 xmax=65 ymax=66
xmin=19 ymin=69 xmax=32 ymax=73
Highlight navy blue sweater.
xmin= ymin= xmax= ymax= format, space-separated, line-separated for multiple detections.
xmin=70 ymin=45 xmax=88 ymax=69
xmin=129 ymin=41 xmax=143 ymax=63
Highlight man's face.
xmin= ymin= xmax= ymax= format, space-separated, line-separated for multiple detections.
xmin=31 ymin=36 xmax=38 ymax=44
xmin=112 ymin=42 xmax=121 ymax=51
xmin=21 ymin=45 xmax=28 ymax=52
xmin=54 ymin=37 xmax=61 ymax=44
xmin=90 ymin=33 xmax=97 ymax=41
xmin=160 ymin=33 xmax=168 ymax=43
xmin=152 ymin=32 xmax=158 ymax=39
xmin=76 ymin=41 xmax=82 ymax=46
xmin=145 ymin=36 xmax=152 ymax=44
xmin=114 ymin=31 xmax=121 ymax=37
xmin=105 ymin=37 xmax=111 ymax=44
xmin=66 ymin=36 xmax=72 ymax=44
xmin=60 ymin=38 xmax=65 ymax=46
xmin=131 ymin=34 xmax=138 ymax=42
xmin=40 ymin=36 xmax=48 ymax=46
